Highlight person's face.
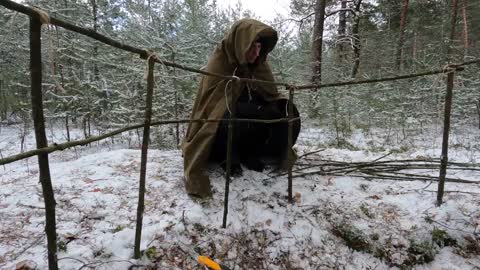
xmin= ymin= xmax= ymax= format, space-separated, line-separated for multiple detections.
xmin=245 ymin=42 xmax=262 ymax=64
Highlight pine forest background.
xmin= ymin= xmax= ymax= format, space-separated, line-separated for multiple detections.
xmin=1 ymin=0 xmax=479 ymax=151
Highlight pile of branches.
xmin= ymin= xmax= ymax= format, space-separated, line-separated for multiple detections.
xmin=286 ymin=150 xmax=480 ymax=185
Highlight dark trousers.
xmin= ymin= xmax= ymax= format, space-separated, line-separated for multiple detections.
xmin=210 ymin=99 xmax=301 ymax=171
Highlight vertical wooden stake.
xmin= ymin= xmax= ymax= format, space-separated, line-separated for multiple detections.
xmin=222 ymin=96 xmax=236 ymax=228
xmin=287 ymin=87 xmax=295 ymax=203
xmin=30 ymin=17 xmax=59 ymax=270
xmin=437 ymin=0 xmax=459 ymax=207
xmin=134 ymin=56 xmax=155 ymax=258
xmin=436 ymin=70 xmax=455 ymax=206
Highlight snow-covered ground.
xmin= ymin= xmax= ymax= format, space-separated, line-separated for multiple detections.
xmin=1 ymin=123 xmax=479 ymax=269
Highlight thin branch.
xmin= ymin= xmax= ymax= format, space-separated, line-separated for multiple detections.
xmin=11 ymin=234 xmax=44 ymax=260
xmin=325 ymin=8 xmax=357 ymax=18
xmin=298 ymin=148 xmax=326 ymax=159
xmin=266 ymin=157 xmax=479 ymax=185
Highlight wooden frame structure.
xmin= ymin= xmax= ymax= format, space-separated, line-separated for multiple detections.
xmin=0 ymin=0 xmax=478 ymax=268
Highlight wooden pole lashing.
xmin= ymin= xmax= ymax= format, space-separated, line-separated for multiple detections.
xmin=30 ymin=17 xmax=59 ymax=270
xmin=134 ymin=55 xmax=155 ymax=258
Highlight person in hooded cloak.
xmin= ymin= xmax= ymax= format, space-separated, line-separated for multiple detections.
xmin=182 ymin=19 xmax=301 ymax=198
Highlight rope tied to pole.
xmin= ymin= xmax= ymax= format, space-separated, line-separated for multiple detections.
xmin=31 ymin=6 xmax=50 ymax=25
xmin=144 ymin=50 xmax=157 ymax=80
xmin=31 ymin=6 xmax=65 ymax=93
xmin=224 ymin=67 xmax=239 ymax=115
xmin=285 ymin=84 xmax=298 ymax=118
xmin=442 ymin=64 xmax=457 ymax=75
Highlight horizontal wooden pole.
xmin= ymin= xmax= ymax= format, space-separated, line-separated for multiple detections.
xmin=0 ymin=117 xmax=300 ymax=166
xmin=1 ymin=0 xmax=480 ymax=91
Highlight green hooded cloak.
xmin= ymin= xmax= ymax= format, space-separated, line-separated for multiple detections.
xmin=182 ymin=19 xmax=284 ymax=198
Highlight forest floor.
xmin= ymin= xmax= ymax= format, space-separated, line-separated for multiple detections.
xmin=1 ymin=123 xmax=480 ymax=270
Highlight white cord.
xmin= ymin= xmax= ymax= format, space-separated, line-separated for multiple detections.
xmin=284 ymin=99 xmax=289 ymax=118
xmin=224 ymin=79 xmax=233 ymax=114
xmin=224 ymin=67 xmax=238 ymax=115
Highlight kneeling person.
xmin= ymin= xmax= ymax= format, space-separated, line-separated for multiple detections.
xmin=182 ymin=19 xmax=301 ymax=198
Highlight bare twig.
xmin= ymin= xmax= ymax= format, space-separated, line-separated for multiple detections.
xmin=298 ymin=148 xmax=326 ymax=159
xmin=424 ymin=190 xmax=480 ymax=195
xmin=275 ymin=156 xmax=480 ymax=185
xmin=11 ymin=234 xmax=44 ymax=260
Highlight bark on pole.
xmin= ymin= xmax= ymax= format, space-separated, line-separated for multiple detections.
xmin=437 ymin=0 xmax=460 ymax=207
xmin=30 ymin=17 xmax=59 ymax=270
xmin=134 ymin=56 xmax=155 ymax=258
xmin=287 ymin=87 xmax=294 ymax=203
xmin=222 ymin=97 xmax=236 ymax=228
xmin=436 ymin=70 xmax=455 ymax=206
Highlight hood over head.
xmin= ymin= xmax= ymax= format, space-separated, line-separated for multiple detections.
xmin=222 ymin=18 xmax=278 ymax=67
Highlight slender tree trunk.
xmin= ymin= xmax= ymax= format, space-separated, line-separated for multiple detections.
xmin=30 ymin=17 xmax=59 ymax=270
xmin=171 ymin=51 xmax=180 ymax=147
xmin=88 ymin=114 xmax=91 ymax=137
xmin=65 ymin=114 xmax=70 ymax=141
xmin=91 ymin=0 xmax=99 ymax=80
xmin=312 ymin=0 xmax=327 ymax=84
xmin=148 ymin=0 xmax=153 ymax=24
xmin=476 ymin=98 xmax=480 ymax=129
xmin=83 ymin=116 xmax=88 ymax=139
xmin=20 ymin=116 xmax=28 ymax=152
xmin=412 ymin=31 xmax=417 ymax=61
xmin=90 ymin=0 xmax=106 ymax=112
xmin=446 ymin=0 xmax=460 ymax=63
xmin=351 ymin=0 xmax=363 ymax=78
xmin=461 ymin=0 xmax=469 ymax=59
xmin=336 ymin=0 xmax=347 ymax=63
xmin=58 ymin=65 xmax=70 ymax=142
xmin=395 ymin=0 xmax=409 ymax=71
xmin=0 ymin=79 xmax=6 ymax=120
xmin=58 ymin=64 xmax=70 ymax=141
xmin=333 ymin=96 xmax=341 ymax=146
